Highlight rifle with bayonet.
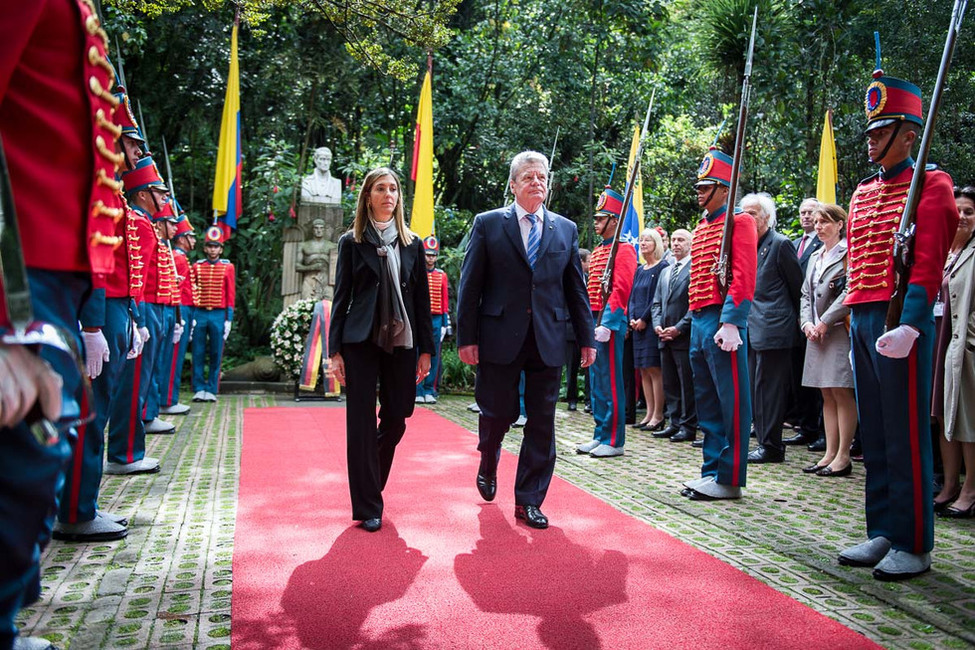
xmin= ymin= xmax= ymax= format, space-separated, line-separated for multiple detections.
xmin=545 ymin=126 xmax=560 ymax=209
xmin=596 ymin=93 xmax=654 ymax=324
xmin=162 ymin=136 xmax=183 ymax=327
xmin=712 ymin=8 xmax=758 ymax=294
xmin=886 ymin=0 xmax=967 ymax=331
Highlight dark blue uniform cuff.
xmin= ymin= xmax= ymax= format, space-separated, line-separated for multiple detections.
xmin=720 ymin=296 xmax=751 ymax=329
xmin=900 ymin=284 xmax=933 ymax=331
xmin=79 ymin=288 xmax=107 ymax=328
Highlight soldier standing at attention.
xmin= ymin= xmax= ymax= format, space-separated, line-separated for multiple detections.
xmin=837 ymin=52 xmax=958 ymax=581
xmin=191 ymin=231 xmax=236 ymax=402
xmin=161 ymin=209 xmax=197 ymax=415
xmin=416 ymin=235 xmax=449 ymax=404
xmin=576 ymin=186 xmax=637 ymax=458
xmin=682 ymin=147 xmax=757 ymax=501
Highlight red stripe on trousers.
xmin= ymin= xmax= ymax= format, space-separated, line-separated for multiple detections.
xmin=908 ymin=350 xmax=923 ymax=553
xmin=129 ymin=354 xmax=142 ymax=463
xmin=67 ymin=389 xmax=90 ymax=523
xmin=730 ymin=349 xmax=741 ymax=486
xmin=166 ymin=344 xmax=179 ymax=405
xmin=609 ymin=334 xmax=618 ymax=447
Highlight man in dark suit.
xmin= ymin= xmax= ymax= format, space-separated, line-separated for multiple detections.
xmin=741 ymin=193 xmax=804 ymax=463
xmin=650 ymin=228 xmax=697 ymax=442
xmin=785 ymin=197 xmax=826 ymax=448
xmin=457 ymin=150 xmax=596 ymax=529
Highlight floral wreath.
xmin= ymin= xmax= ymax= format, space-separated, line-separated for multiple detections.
xmin=270 ymin=298 xmax=317 ymax=380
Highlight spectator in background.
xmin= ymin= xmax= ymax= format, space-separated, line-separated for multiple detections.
xmin=741 ymin=193 xmax=803 ymax=464
xmin=565 ymin=249 xmax=591 ymax=411
xmin=658 ymin=227 xmax=676 ymax=264
xmin=786 ymin=198 xmax=827 ymax=449
xmin=651 ymin=229 xmax=697 ymax=442
xmin=628 ymin=228 xmax=668 ymax=430
xmin=931 ymin=186 xmax=975 ymax=518
xmin=579 ymin=248 xmax=593 ymax=413
xmin=798 ymin=203 xmax=856 ymax=477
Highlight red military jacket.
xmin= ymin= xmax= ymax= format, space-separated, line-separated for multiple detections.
xmin=0 ymin=0 xmax=122 ymax=278
xmin=173 ymin=247 xmax=198 ymax=307
xmin=427 ymin=268 xmax=449 ymax=315
xmin=586 ymin=238 xmax=637 ymax=330
xmin=193 ymin=258 xmax=236 ymax=316
xmin=688 ymin=205 xmax=757 ymax=328
xmin=844 ymin=160 xmax=958 ymax=329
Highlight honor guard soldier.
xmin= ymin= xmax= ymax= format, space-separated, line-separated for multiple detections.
xmin=161 ymin=207 xmax=197 ymax=414
xmin=1 ymin=0 xmax=125 ymax=645
xmin=191 ymin=229 xmax=236 ymax=402
xmin=100 ymin=88 xmax=159 ymax=475
xmin=838 ymin=55 xmax=958 ymax=581
xmin=576 ymin=187 xmax=637 ymax=458
xmin=55 ymin=83 xmax=160 ymax=544
xmin=682 ymin=147 xmax=757 ymax=500
xmin=123 ymin=155 xmax=178 ymax=434
xmin=416 ymin=235 xmax=449 ymax=404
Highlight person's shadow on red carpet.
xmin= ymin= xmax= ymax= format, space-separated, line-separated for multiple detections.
xmin=281 ymin=520 xmax=428 ymax=649
xmin=454 ymin=505 xmax=628 ymax=649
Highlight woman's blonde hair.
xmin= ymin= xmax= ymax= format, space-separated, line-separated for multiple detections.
xmin=639 ymin=227 xmax=664 ymax=263
xmin=352 ymin=167 xmax=414 ymax=246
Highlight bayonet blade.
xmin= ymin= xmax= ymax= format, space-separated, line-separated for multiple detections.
xmin=0 ymin=134 xmax=33 ymax=332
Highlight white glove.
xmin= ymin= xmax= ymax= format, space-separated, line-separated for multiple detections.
xmin=223 ymin=321 xmax=232 ymax=341
xmin=714 ymin=323 xmax=743 ymax=352
xmin=173 ymin=321 xmax=184 ymax=344
xmin=82 ymin=330 xmax=110 ymax=379
xmin=440 ymin=326 xmax=447 ymax=343
xmin=594 ymin=326 xmax=612 ymax=343
xmin=189 ymin=319 xmax=197 ymax=340
xmin=127 ymin=325 xmax=149 ymax=359
xmin=876 ymin=325 xmax=919 ymax=359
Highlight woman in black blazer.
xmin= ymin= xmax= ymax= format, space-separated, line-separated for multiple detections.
xmin=328 ymin=167 xmax=435 ymax=532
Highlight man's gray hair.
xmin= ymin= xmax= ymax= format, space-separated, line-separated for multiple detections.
xmin=740 ymin=192 xmax=777 ymax=229
xmin=799 ymin=197 xmax=821 ymax=212
xmin=508 ymin=151 xmax=550 ymax=186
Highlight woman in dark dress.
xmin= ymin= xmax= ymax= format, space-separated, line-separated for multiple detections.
xmin=629 ymin=228 xmax=669 ymax=430
xmin=328 ymin=167 xmax=435 ymax=532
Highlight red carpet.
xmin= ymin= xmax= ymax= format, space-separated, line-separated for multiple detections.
xmin=233 ymin=407 xmax=879 ymax=649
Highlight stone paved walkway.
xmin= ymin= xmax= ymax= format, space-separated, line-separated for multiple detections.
xmin=17 ymin=394 xmax=974 ymax=649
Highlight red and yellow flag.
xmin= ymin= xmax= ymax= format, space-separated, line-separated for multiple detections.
xmin=410 ymin=69 xmax=434 ymax=238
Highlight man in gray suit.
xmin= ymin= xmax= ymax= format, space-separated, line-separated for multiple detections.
xmin=651 ymin=229 xmax=697 ymax=442
xmin=785 ymin=197 xmax=826 ymax=449
xmin=741 ymin=193 xmax=804 ymax=463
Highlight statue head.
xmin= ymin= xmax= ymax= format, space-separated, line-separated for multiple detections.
xmin=312 ymin=147 xmax=332 ymax=174
xmin=311 ymin=218 xmax=326 ymax=239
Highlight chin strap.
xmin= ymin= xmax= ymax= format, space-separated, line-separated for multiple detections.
xmin=872 ymin=121 xmax=903 ymax=168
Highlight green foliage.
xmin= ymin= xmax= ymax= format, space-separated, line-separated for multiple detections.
xmin=438 ymin=341 xmax=475 ymax=393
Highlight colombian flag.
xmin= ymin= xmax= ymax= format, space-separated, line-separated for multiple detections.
xmin=212 ymin=19 xmax=241 ymax=241
xmin=817 ymin=110 xmax=837 ymax=204
xmin=620 ymin=125 xmax=645 ymax=258
xmin=410 ymin=69 xmax=435 ymax=238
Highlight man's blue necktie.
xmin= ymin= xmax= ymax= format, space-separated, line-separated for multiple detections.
xmin=526 ymin=213 xmax=540 ymax=269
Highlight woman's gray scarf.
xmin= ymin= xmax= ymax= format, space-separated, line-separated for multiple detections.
xmin=365 ymin=220 xmax=413 ymax=353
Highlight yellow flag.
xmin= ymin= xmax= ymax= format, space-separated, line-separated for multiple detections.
xmin=410 ymin=70 xmax=435 ymax=238
xmin=817 ymin=110 xmax=837 ymax=204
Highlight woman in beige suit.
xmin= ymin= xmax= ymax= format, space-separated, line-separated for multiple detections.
xmin=799 ymin=204 xmax=856 ymax=477
xmin=932 ymin=186 xmax=975 ymax=518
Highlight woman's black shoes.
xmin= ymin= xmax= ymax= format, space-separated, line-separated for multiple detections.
xmin=359 ymin=518 xmax=382 ymax=532
xmin=802 ymin=463 xmax=826 ymax=474
xmin=816 ymin=463 xmax=852 ymax=477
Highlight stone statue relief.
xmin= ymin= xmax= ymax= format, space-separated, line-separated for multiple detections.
xmin=300 ymin=146 xmax=342 ymax=204
xmin=295 ymin=218 xmax=337 ymax=301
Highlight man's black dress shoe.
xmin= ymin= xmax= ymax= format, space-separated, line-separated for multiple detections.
xmin=783 ymin=430 xmax=818 ymax=446
xmin=807 ymin=436 xmax=827 ymax=452
xmin=655 ymin=424 xmax=680 ymax=438
xmin=747 ymin=447 xmax=785 ymax=463
xmin=670 ymin=429 xmax=697 ymax=443
xmin=680 ymin=487 xmax=695 ymax=497
xmin=360 ymin=518 xmax=382 ymax=532
xmin=515 ymin=504 xmax=548 ymax=529
xmin=568 ymin=402 xmax=577 ymax=411
xmin=476 ymin=473 xmax=497 ymax=502
xmin=692 ymin=438 xmax=704 ymax=448
xmin=584 ymin=404 xmax=592 ymax=414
